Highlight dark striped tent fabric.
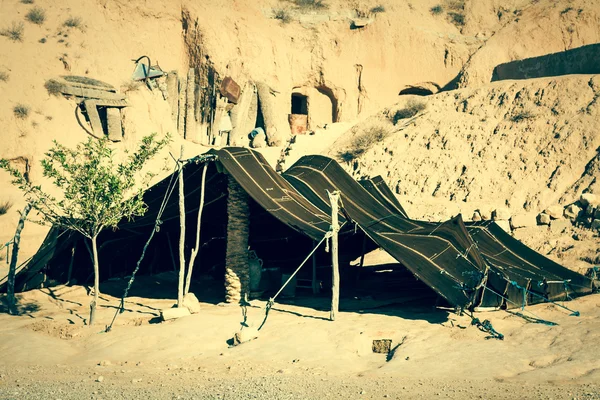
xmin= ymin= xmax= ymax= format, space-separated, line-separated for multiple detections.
xmin=357 ymin=175 xmax=593 ymax=308
xmin=218 ymin=148 xmax=592 ymax=310
xmin=6 ymin=146 xmax=593 ymax=311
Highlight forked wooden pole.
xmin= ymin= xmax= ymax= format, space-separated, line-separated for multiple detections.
xmin=328 ymin=191 xmax=340 ymax=321
xmin=184 ymin=162 xmax=208 ymax=295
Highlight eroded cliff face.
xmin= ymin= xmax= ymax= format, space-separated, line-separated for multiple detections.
xmin=180 ymin=0 xmax=478 ymax=126
xmin=329 ymin=75 xmax=600 ymax=218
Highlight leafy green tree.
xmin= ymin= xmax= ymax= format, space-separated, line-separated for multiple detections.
xmin=0 ymin=134 xmax=170 ymax=325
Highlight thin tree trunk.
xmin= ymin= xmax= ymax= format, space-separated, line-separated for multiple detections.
xmin=224 ymin=176 xmax=250 ymax=303
xmin=89 ymin=235 xmax=100 ymax=325
xmin=7 ymin=203 xmax=31 ymax=315
xmin=177 ymin=147 xmax=186 ymax=307
xmin=184 ymin=162 xmax=208 ymax=296
xmin=328 ymin=191 xmax=340 ymax=321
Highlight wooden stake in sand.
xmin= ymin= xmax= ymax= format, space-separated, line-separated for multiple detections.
xmin=328 ymin=191 xmax=340 ymax=321
xmin=177 ymin=146 xmax=186 ymax=307
xmin=7 ymin=203 xmax=31 ymax=315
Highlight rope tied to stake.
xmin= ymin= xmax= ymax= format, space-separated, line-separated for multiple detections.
xmin=257 ymin=229 xmax=334 ymax=331
xmin=471 ymin=317 xmax=504 ymax=340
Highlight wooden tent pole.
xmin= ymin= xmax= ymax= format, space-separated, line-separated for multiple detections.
xmin=177 ymin=146 xmax=186 ymax=307
xmin=184 ymin=162 xmax=208 ymax=295
xmin=312 ymin=239 xmax=319 ymax=294
xmin=328 ymin=191 xmax=340 ymax=321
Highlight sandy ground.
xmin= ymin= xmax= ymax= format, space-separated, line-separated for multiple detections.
xmin=0 ymin=275 xmax=600 ymax=399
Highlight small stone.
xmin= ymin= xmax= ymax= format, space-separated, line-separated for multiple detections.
xmin=492 ymin=208 xmax=510 ymax=221
xmin=161 ymin=306 xmax=191 ymax=321
xmin=251 ymin=132 xmax=266 ymax=149
xmin=585 ymin=205 xmax=596 ymax=217
xmin=96 ymin=376 xmax=104 ymax=383
xmin=478 ymin=208 xmax=492 ymax=221
xmin=98 ymin=360 xmax=111 ymax=367
xmin=580 ymin=193 xmax=598 ymax=208
xmin=182 ymin=293 xmax=201 ymax=314
xmin=564 ymin=204 xmax=581 ymax=220
xmin=591 ymin=220 xmax=600 ymax=231
xmin=495 ymin=220 xmax=511 ymax=232
xmin=232 ymin=326 xmax=259 ymax=345
xmin=537 ymin=213 xmax=551 ymax=225
xmin=545 ymin=205 xmax=564 ymax=219
xmin=510 ymin=213 xmax=536 ymax=229
xmin=372 ymin=339 xmax=392 ymax=354
xmin=471 ymin=211 xmax=482 ymax=222
xmin=595 ymin=208 xmax=600 ymax=219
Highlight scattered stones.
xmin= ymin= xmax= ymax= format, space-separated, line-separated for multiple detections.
xmin=510 ymin=213 xmax=536 ymax=229
xmin=564 ymin=204 xmax=582 ymax=220
xmin=372 ymin=339 xmax=392 ymax=354
xmin=537 ymin=213 xmax=551 ymax=225
xmin=545 ymin=205 xmax=564 ymax=219
xmin=495 ymin=220 xmax=511 ymax=232
xmin=471 ymin=211 xmax=482 ymax=222
xmin=160 ymin=306 xmax=191 ymax=321
xmin=97 ymin=360 xmax=111 ymax=367
xmin=492 ymin=208 xmax=510 ymax=221
xmin=182 ymin=293 xmax=200 ymax=314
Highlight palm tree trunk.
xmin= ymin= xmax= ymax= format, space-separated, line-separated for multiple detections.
xmin=89 ymin=235 xmax=100 ymax=325
xmin=224 ymin=176 xmax=250 ymax=303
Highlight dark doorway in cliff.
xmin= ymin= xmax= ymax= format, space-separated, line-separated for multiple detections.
xmin=316 ymin=86 xmax=339 ymax=122
xmin=291 ymin=93 xmax=308 ymax=115
xmin=399 ymin=87 xmax=434 ymax=96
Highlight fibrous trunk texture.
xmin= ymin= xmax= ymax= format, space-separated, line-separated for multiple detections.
xmin=224 ymin=176 xmax=250 ymax=303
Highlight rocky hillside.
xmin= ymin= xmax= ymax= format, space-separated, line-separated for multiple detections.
xmin=328 ymin=73 xmax=600 ymax=272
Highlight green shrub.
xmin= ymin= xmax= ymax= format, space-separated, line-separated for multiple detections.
xmin=448 ymin=11 xmax=465 ymax=26
xmin=13 ymin=104 xmax=30 ymax=119
xmin=0 ymin=71 xmax=8 ymax=82
xmin=510 ymin=110 xmax=535 ymax=122
xmin=44 ymin=79 xmax=63 ymax=96
xmin=391 ymin=100 xmax=426 ymax=124
xmin=26 ymin=7 xmax=45 ymax=25
xmin=430 ymin=5 xmax=443 ymax=15
xmin=20 ymin=0 xmax=34 ymax=3
xmin=1 ymin=22 xmax=25 ymax=42
xmin=63 ymin=16 xmax=82 ymax=29
xmin=274 ymin=8 xmax=292 ymax=23
xmin=292 ymin=0 xmax=327 ymax=9
xmin=370 ymin=5 xmax=385 ymax=14
xmin=0 ymin=200 xmax=13 ymax=215
xmin=338 ymin=126 xmax=390 ymax=162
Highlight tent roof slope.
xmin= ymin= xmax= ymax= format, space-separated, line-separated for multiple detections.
xmin=358 ymin=175 xmax=594 ymax=307
xmin=215 ymin=147 xmax=333 ymax=241
xmin=284 ymin=155 xmax=490 ymax=308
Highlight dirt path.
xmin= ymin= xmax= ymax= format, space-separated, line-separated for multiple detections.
xmin=1 ymin=279 xmax=600 ymax=399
